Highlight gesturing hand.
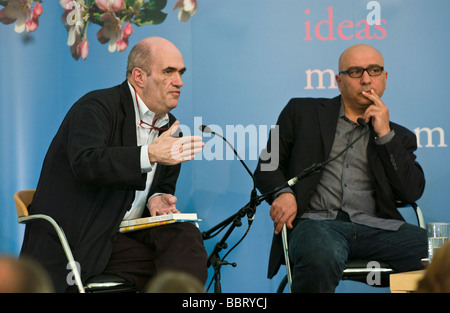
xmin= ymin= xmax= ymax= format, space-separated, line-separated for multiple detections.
xmin=148 ymin=194 xmax=180 ymax=217
xmin=148 ymin=121 xmax=204 ymax=165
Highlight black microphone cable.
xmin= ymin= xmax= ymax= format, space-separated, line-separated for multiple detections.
xmin=256 ymin=119 xmax=371 ymax=203
xmin=200 ymin=124 xmax=259 ymax=292
xmin=200 ymin=125 xmax=257 ymax=225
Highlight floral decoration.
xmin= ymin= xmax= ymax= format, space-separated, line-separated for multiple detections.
xmin=0 ymin=0 xmax=198 ymax=60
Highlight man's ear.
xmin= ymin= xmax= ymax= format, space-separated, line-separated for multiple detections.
xmin=335 ymin=74 xmax=343 ymax=92
xmin=130 ymin=68 xmax=145 ymax=89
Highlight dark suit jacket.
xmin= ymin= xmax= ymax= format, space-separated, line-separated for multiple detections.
xmin=254 ymin=96 xmax=425 ymax=279
xmin=20 ymin=81 xmax=181 ymax=292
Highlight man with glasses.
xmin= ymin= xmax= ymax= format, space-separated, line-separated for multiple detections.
xmin=255 ymin=44 xmax=427 ymax=292
xmin=20 ymin=37 xmax=208 ymax=292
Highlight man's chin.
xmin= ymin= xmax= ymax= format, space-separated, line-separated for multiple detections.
xmin=167 ymin=101 xmax=178 ymax=111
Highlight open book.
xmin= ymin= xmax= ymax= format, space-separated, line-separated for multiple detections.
xmin=119 ymin=213 xmax=200 ymax=233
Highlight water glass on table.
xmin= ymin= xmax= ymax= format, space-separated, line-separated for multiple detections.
xmin=427 ymin=222 xmax=450 ymax=262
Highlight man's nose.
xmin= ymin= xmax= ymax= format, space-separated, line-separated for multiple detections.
xmin=360 ymin=70 xmax=372 ymax=84
xmin=173 ymin=73 xmax=183 ymax=88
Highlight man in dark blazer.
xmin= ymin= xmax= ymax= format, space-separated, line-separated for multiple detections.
xmin=20 ymin=37 xmax=207 ymax=292
xmin=254 ymin=44 xmax=427 ymax=292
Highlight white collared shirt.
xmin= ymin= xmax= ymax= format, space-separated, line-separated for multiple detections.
xmin=123 ymin=81 xmax=169 ymax=220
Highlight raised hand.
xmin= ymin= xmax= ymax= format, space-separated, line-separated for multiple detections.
xmin=148 ymin=121 xmax=204 ymax=165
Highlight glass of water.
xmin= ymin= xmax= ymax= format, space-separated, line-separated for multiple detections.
xmin=427 ymin=222 xmax=450 ymax=262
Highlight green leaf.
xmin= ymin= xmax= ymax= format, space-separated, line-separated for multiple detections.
xmin=85 ymin=0 xmax=97 ymax=7
xmin=91 ymin=13 xmax=104 ymax=26
xmin=144 ymin=0 xmax=167 ymax=12
xmin=133 ymin=8 xmax=167 ymax=26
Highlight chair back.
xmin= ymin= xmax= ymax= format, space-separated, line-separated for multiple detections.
xmin=14 ymin=190 xmax=36 ymax=218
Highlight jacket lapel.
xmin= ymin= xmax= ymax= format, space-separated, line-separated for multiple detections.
xmin=120 ymin=80 xmax=138 ymax=147
xmin=317 ymin=96 xmax=341 ymax=158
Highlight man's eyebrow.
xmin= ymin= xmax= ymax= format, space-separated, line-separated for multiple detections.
xmin=347 ymin=64 xmax=383 ymax=69
xmin=163 ymin=66 xmax=187 ymax=74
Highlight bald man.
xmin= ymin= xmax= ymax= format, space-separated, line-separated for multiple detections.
xmin=255 ymin=44 xmax=427 ymax=292
xmin=20 ymin=37 xmax=207 ymax=292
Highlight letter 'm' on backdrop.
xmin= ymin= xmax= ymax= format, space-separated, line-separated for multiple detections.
xmin=1 ymin=1 xmax=448 ymax=292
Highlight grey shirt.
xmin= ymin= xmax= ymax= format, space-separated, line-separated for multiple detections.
xmin=300 ymin=104 xmax=404 ymax=231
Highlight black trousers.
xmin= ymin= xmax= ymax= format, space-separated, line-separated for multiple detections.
xmin=103 ymin=222 xmax=208 ymax=292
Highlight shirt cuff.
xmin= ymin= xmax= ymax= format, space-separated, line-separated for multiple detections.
xmin=140 ymin=145 xmax=153 ymax=173
xmin=375 ymin=129 xmax=395 ymax=145
xmin=273 ymin=187 xmax=295 ymax=201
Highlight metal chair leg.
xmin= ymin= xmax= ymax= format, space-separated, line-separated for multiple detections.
xmin=18 ymin=214 xmax=85 ymax=293
xmin=281 ymin=224 xmax=292 ymax=293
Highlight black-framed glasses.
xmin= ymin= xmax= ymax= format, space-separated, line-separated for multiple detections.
xmin=339 ymin=66 xmax=384 ymax=78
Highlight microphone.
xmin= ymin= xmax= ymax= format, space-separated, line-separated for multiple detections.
xmin=357 ymin=117 xmax=369 ymax=129
xmin=199 ymin=125 xmax=213 ymax=134
xmin=199 ymin=125 xmax=257 ymax=225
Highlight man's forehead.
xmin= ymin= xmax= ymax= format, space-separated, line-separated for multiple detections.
xmin=339 ymin=45 xmax=384 ymax=68
xmin=153 ymin=62 xmax=186 ymax=71
xmin=152 ymin=52 xmax=184 ymax=70
xmin=341 ymin=53 xmax=383 ymax=69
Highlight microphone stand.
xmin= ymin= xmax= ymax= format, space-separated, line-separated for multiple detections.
xmin=200 ymin=122 xmax=369 ymax=292
xmin=200 ymin=125 xmax=258 ymax=293
xmin=202 ymin=161 xmax=319 ymax=293
xmin=202 ymin=199 xmax=255 ymax=293
xmin=201 ymin=180 xmax=257 ymax=293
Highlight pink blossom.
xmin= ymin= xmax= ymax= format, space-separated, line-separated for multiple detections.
xmin=95 ymin=0 xmax=124 ymax=12
xmin=69 ymin=36 xmax=88 ymax=60
xmin=60 ymin=2 xmax=86 ymax=59
xmin=0 ymin=0 xmax=32 ymax=33
xmin=173 ymin=0 xmax=197 ymax=22
xmin=115 ymin=23 xmax=132 ymax=52
xmin=97 ymin=17 xmax=133 ymax=53
xmin=96 ymin=28 xmax=109 ymax=44
xmin=116 ymin=37 xmax=128 ymax=52
xmin=0 ymin=9 xmax=16 ymax=25
xmin=25 ymin=15 xmax=38 ymax=32
xmin=80 ymin=38 xmax=89 ymax=60
xmin=24 ymin=3 xmax=43 ymax=33
xmin=97 ymin=13 xmax=121 ymax=52
xmin=33 ymin=3 xmax=43 ymax=17
xmin=59 ymin=0 xmax=77 ymax=11
xmin=122 ymin=23 xmax=133 ymax=38
xmin=61 ymin=9 xmax=84 ymax=47
xmin=116 ymin=23 xmax=132 ymax=52
xmin=70 ymin=38 xmax=82 ymax=60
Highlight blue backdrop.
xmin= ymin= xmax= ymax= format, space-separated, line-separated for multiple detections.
xmin=1 ymin=0 xmax=449 ymax=293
